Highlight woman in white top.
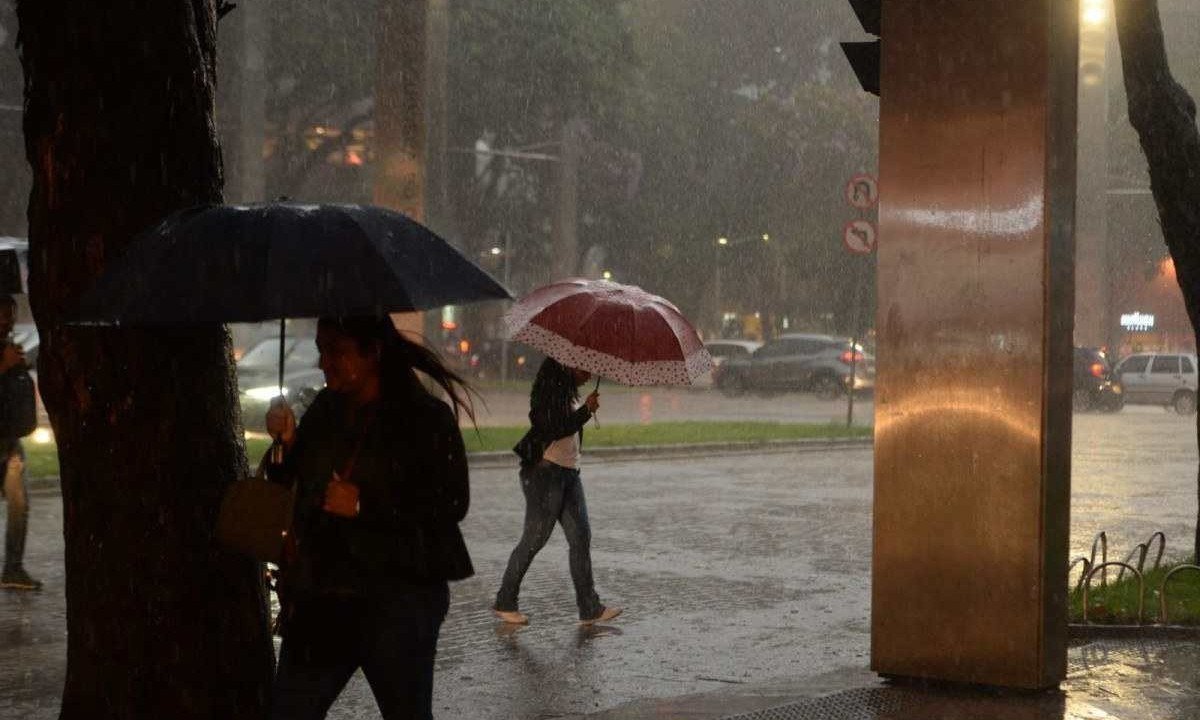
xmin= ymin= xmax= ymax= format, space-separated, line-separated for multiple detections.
xmin=493 ymin=358 xmax=622 ymax=626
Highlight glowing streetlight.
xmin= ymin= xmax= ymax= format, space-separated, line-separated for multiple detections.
xmin=602 ymin=270 xmax=613 ymax=280
xmin=1082 ymin=0 xmax=1107 ymax=28
xmin=762 ymin=233 xmax=771 ymax=242
xmin=717 ymin=236 xmax=729 ymax=246
xmin=490 ymin=246 xmax=502 ymax=255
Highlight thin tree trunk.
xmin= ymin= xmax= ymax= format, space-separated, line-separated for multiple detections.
xmin=17 ymin=1 xmax=273 ymax=717
xmin=1113 ymin=0 xmax=1200 ymax=562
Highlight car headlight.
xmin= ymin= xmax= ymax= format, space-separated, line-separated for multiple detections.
xmin=244 ymin=386 xmax=287 ymax=401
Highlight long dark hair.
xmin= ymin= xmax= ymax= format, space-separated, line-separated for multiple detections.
xmin=531 ymin=357 xmax=579 ymax=410
xmin=318 ymin=316 xmax=476 ymax=424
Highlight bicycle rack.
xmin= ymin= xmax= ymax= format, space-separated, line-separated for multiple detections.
xmin=1082 ymin=562 xmax=1143 ymax=625
xmin=1068 ymin=557 xmax=1092 ymax=595
xmin=1088 ymin=532 xmax=1108 ymax=588
xmin=1158 ymin=564 xmax=1200 ymax=624
xmin=1117 ymin=544 xmax=1147 ymax=582
xmin=1145 ymin=531 xmax=1166 ymax=573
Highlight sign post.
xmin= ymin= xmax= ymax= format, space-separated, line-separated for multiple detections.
xmin=841 ymin=173 xmax=878 ymax=428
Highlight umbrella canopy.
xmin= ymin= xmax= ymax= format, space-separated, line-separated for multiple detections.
xmin=73 ymin=202 xmax=510 ymax=324
xmin=505 ymin=278 xmax=711 ymax=386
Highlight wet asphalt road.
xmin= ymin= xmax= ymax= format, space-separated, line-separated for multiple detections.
xmin=1 ymin=401 xmax=1198 ymax=719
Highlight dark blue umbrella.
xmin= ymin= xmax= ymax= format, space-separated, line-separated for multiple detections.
xmin=73 ymin=202 xmax=512 ymax=392
xmin=75 ymin=202 xmax=510 ymax=324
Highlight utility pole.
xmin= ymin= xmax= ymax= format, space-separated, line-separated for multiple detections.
xmin=1076 ymin=0 xmax=1112 ymax=348
xmin=375 ymin=0 xmax=426 ymax=221
xmin=375 ymin=0 xmax=428 ymax=340
xmin=425 ymin=0 xmax=454 ymax=240
xmin=236 ymin=0 xmax=267 ymax=202
xmin=552 ymin=118 xmax=586 ymax=279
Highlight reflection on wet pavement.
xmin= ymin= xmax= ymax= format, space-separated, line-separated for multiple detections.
xmin=4 ymin=406 xmax=1200 ymax=719
xmin=593 ymin=639 xmax=1200 ymax=719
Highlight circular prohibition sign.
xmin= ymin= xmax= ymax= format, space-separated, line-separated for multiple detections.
xmin=842 ymin=219 xmax=877 ymax=256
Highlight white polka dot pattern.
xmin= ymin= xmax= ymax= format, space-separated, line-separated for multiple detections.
xmin=504 ymin=279 xmax=714 ymax=386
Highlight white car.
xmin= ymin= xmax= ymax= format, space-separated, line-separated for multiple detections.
xmin=1113 ymin=352 xmax=1199 ymax=414
xmin=696 ymin=340 xmax=762 ymax=388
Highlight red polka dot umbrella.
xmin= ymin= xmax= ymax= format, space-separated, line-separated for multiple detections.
xmin=505 ymin=279 xmax=712 ymax=386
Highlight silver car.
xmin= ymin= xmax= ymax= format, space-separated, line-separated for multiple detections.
xmin=1113 ymin=352 xmax=1199 ymax=415
xmin=695 ymin=340 xmax=762 ymax=388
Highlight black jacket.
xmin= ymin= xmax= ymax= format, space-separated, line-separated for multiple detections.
xmin=512 ymin=374 xmax=592 ymax=468
xmin=281 ymin=387 xmax=473 ymax=594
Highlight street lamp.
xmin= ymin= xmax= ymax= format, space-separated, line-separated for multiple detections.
xmin=1082 ymin=0 xmax=1107 ymax=29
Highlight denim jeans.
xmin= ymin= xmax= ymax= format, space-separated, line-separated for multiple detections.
xmin=2 ymin=442 xmax=27 ymax=572
xmin=270 ymin=582 xmax=449 ymax=720
xmin=495 ymin=462 xmax=602 ymax=620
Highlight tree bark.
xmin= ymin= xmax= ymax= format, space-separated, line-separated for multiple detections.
xmin=1113 ymin=0 xmax=1200 ymax=562
xmin=17 ymin=1 xmax=273 ymax=717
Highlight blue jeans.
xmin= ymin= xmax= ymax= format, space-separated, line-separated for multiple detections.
xmin=271 ymin=583 xmax=449 ymax=720
xmin=495 ymin=462 xmax=602 ymax=620
xmin=2 ymin=441 xmax=28 ymax=572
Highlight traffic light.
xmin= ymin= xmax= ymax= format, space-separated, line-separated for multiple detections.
xmin=841 ymin=0 xmax=880 ymax=96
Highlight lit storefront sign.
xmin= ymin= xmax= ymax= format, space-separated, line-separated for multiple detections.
xmin=1120 ymin=312 xmax=1155 ymax=332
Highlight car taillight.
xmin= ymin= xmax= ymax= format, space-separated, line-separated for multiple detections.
xmin=1090 ymin=362 xmax=1105 ymax=378
xmin=840 ymin=351 xmax=866 ymax=364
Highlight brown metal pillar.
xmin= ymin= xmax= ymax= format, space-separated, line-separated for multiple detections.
xmin=872 ymin=0 xmax=1078 ymax=689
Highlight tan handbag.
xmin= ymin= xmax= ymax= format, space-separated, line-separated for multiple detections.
xmin=215 ymin=456 xmax=295 ymax=564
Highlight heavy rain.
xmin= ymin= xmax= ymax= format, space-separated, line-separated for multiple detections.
xmin=2 ymin=1 xmax=1200 ymax=719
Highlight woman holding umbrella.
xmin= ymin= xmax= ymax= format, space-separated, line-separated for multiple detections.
xmin=492 ymin=357 xmax=621 ymax=626
xmin=266 ymin=315 xmax=474 ymax=720
xmin=492 ymin=279 xmax=711 ymax=626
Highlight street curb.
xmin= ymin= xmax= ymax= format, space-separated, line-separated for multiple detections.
xmin=26 ymin=436 xmax=874 ymax=490
xmin=465 ymin=436 xmax=874 ymax=468
xmin=1068 ymin=623 xmax=1200 ymax=640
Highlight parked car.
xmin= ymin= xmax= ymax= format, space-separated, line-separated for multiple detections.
xmin=695 ymin=339 xmax=761 ymax=388
xmin=1113 ymin=352 xmax=1199 ymax=415
xmin=1073 ymin=347 xmax=1123 ymax=413
xmin=236 ymin=335 xmax=324 ymax=424
xmin=714 ymin=333 xmax=874 ymax=399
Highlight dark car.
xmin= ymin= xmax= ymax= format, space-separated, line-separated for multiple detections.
xmin=1073 ymin=347 xmax=1123 ymax=413
xmin=714 ymin=333 xmax=875 ymax=399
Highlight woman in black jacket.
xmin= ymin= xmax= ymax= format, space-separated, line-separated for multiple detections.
xmin=493 ymin=358 xmax=622 ymax=626
xmin=266 ymin=316 xmax=473 ymax=720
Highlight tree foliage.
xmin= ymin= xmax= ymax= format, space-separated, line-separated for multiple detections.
xmin=238 ymin=0 xmax=879 ymax=338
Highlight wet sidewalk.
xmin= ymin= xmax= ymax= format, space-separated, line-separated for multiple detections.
xmin=578 ymin=637 xmax=1200 ymax=719
xmin=4 ymin=424 xmax=1200 ymax=718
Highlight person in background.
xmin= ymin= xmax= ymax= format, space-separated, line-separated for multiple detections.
xmin=0 ymin=294 xmax=40 ymax=591
xmin=493 ymin=357 xmax=622 ymax=626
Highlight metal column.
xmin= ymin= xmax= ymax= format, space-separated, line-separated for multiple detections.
xmin=872 ymin=0 xmax=1078 ymax=689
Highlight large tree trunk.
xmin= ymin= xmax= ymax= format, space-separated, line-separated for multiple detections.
xmin=1113 ymin=0 xmax=1200 ymax=561
xmin=17 ymin=2 xmax=273 ymax=717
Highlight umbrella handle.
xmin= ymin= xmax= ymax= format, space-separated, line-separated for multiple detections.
xmin=278 ymin=317 xmax=286 ymax=397
xmin=591 ymin=377 xmax=600 ymax=428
